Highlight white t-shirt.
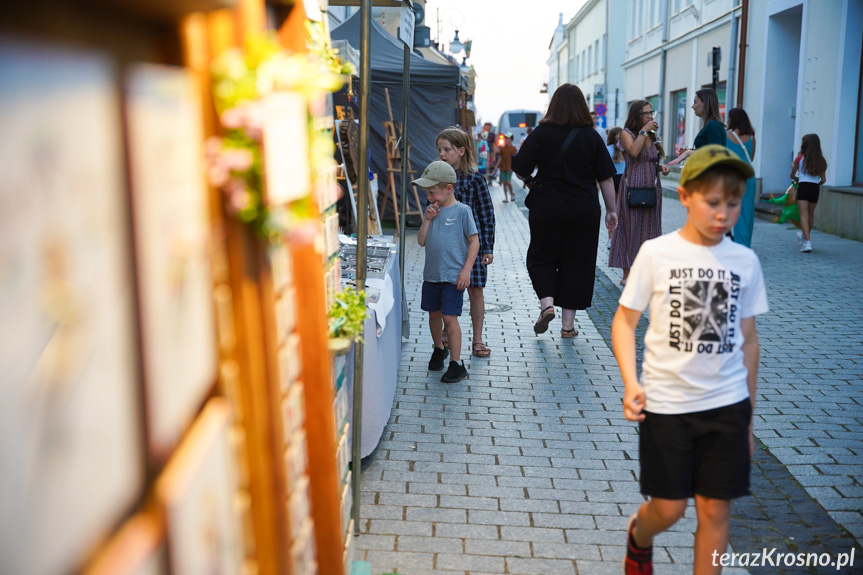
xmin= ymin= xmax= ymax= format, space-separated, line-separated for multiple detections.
xmin=796 ymin=155 xmax=821 ymax=184
xmin=619 ymin=231 xmax=769 ymax=414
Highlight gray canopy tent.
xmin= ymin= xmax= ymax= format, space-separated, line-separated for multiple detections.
xmin=331 ymin=11 xmax=461 ymax=222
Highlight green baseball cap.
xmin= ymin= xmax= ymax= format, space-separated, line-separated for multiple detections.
xmin=679 ymin=144 xmax=754 ymax=186
xmin=412 ymin=160 xmax=458 ymax=188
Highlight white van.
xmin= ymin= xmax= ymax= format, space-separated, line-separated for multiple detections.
xmin=498 ymin=109 xmax=542 ymax=147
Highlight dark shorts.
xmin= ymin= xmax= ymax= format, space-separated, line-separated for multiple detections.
xmin=797 ymin=182 xmax=820 ymax=203
xmin=421 ymin=281 xmax=464 ymax=316
xmin=499 ymin=170 xmax=513 ymax=183
xmin=639 ymin=398 xmax=752 ymax=500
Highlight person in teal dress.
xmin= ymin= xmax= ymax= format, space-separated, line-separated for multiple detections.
xmin=725 ymin=108 xmax=757 ymax=247
xmin=668 ymin=88 xmax=726 ymax=166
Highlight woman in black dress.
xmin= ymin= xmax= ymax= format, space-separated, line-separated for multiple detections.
xmin=512 ymin=84 xmax=618 ymax=338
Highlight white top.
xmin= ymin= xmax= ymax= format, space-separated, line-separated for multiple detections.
xmin=619 ymin=232 xmax=769 ymax=414
xmin=796 ymin=155 xmax=821 ymax=184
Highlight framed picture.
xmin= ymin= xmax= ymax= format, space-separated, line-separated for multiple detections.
xmin=84 ymin=514 xmax=167 ymax=575
xmin=0 ymin=36 xmax=144 ymax=575
xmin=156 ymin=397 xmax=243 ymax=575
xmin=124 ymin=63 xmax=218 ymax=460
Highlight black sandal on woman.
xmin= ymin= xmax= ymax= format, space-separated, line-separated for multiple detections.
xmin=534 ymin=306 xmax=555 ymax=334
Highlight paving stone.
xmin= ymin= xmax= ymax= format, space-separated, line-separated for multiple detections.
xmin=435 ymin=553 xmax=505 ymax=572
xmin=463 ymin=538 xmax=531 ymax=557
xmin=395 ymin=535 xmax=463 ymax=554
xmin=433 ymin=523 xmax=499 ymax=540
xmin=504 ymin=557 xmax=576 ymax=575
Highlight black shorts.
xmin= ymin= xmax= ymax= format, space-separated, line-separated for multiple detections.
xmin=797 ymin=182 xmax=820 ymax=202
xmin=639 ymin=399 xmax=752 ymax=500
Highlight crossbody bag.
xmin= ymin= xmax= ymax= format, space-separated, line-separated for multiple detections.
xmin=626 ymin=141 xmax=658 ymax=208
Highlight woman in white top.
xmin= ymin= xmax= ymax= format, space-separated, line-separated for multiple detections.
xmin=789 ymin=134 xmax=828 ymax=253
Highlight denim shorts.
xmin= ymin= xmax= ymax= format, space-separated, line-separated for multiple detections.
xmin=421 ymin=281 xmax=464 ymax=316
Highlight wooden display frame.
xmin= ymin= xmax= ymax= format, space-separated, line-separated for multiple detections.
xmin=155 ymin=397 xmax=244 ymax=575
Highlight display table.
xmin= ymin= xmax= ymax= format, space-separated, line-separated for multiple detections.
xmin=343 ymin=246 xmax=405 ymax=460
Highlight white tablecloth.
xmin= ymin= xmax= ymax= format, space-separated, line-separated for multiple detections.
xmin=346 ymin=249 xmax=406 ymax=459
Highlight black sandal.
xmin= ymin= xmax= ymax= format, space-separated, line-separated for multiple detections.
xmin=534 ymin=306 xmax=555 ymax=334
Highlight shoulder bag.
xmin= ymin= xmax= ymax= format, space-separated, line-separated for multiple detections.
xmin=626 ymin=141 xmax=658 ymax=208
xmin=524 ymin=127 xmax=579 ymax=209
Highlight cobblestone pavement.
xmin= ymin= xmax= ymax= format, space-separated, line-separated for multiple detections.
xmin=354 ymin=179 xmax=862 ymax=574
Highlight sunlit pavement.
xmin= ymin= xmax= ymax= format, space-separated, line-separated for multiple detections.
xmin=353 ymin=177 xmax=862 ymax=574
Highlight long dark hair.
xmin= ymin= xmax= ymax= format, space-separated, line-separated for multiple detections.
xmin=623 ymin=100 xmax=664 ymax=158
xmin=726 ymin=108 xmax=755 ymax=136
xmin=607 ymin=126 xmax=624 ymax=163
xmin=800 ymin=133 xmax=827 ymax=176
xmin=696 ymin=88 xmax=723 ymax=124
xmin=539 ymin=83 xmax=593 ymax=128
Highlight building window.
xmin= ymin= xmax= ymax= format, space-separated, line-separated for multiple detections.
xmin=671 ymin=89 xmax=687 ymax=158
xmin=588 ymin=45 xmax=593 ymax=75
xmin=594 ymin=40 xmax=599 ymax=73
xmin=601 ymin=34 xmax=607 ymax=70
xmin=629 ymin=0 xmax=636 ymax=39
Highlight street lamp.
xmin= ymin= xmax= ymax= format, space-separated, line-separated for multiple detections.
xmin=449 ymin=29 xmax=464 ymax=54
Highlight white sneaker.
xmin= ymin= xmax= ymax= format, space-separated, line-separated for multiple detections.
xmin=796 ymin=231 xmax=804 ymax=243
xmin=801 ymin=240 xmax=812 ymax=252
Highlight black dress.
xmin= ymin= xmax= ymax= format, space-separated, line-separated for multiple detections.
xmin=512 ymin=123 xmax=616 ymax=310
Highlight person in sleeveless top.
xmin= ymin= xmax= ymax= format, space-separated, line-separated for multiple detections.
xmin=609 ymin=100 xmax=670 ymax=285
xmin=725 ymin=108 xmax=757 ymax=247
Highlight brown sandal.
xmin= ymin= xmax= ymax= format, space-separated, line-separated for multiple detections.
xmin=534 ymin=306 xmax=555 ymax=334
xmin=472 ymin=341 xmax=492 ymax=357
xmin=560 ymin=328 xmax=578 ymax=338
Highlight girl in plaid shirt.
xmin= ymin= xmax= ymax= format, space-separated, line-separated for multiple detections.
xmin=435 ymin=127 xmax=496 ymax=357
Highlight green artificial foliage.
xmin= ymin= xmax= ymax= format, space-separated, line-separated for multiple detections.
xmin=328 ymin=287 xmax=367 ymax=342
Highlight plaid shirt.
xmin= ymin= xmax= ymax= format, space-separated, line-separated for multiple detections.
xmin=454 ymin=172 xmax=495 ymax=256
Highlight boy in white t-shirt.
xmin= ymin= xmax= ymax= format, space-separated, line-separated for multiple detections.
xmin=612 ymin=145 xmax=768 ymax=575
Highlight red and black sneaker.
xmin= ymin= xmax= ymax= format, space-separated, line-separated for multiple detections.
xmin=623 ymin=513 xmax=653 ymax=575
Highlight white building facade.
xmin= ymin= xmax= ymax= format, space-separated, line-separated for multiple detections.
xmin=546 ymin=14 xmax=568 ymax=101
xmin=622 ymin=0 xmax=742 ymax=160
xmin=558 ymin=0 xmax=628 ymax=130
xmin=743 ymin=0 xmax=862 ymax=199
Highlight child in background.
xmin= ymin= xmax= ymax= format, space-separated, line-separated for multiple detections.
xmin=436 ymin=127 xmax=496 ymax=358
xmin=414 ymin=160 xmax=479 ymax=383
xmin=498 ymin=132 xmax=518 ymax=203
xmin=476 ymin=132 xmax=489 ymax=179
xmin=789 ymin=134 xmax=827 ymax=253
xmin=612 ymin=145 xmax=768 ymax=575
xmin=606 ymin=127 xmax=625 ymax=249
xmin=486 ymin=131 xmax=500 ymax=186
